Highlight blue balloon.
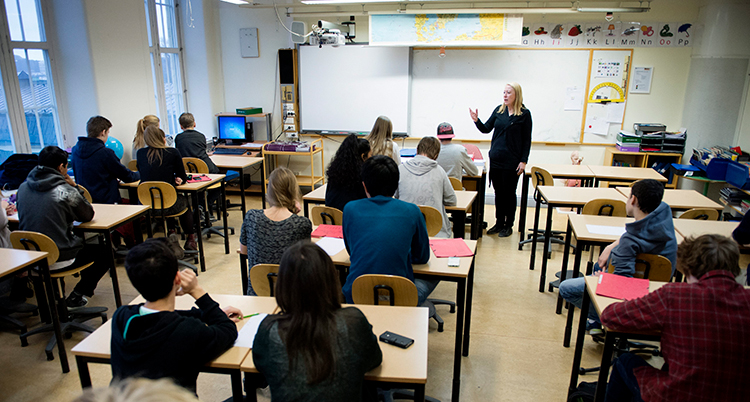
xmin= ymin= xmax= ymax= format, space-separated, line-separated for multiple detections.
xmin=106 ymin=136 xmax=124 ymax=159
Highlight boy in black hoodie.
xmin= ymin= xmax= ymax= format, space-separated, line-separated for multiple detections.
xmin=111 ymin=239 xmax=240 ymax=393
xmin=17 ymin=146 xmax=110 ymax=308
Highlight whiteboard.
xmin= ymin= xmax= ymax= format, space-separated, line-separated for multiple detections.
xmin=410 ymin=48 xmax=590 ymax=143
xmin=298 ymin=45 xmax=409 ymax=134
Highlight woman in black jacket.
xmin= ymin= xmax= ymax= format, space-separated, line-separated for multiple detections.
xmin=470 ymin=82 xmax=532 ymax=238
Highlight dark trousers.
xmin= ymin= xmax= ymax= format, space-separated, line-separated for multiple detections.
xmin=604 ymin=353 xmax=650 ymax=402
xmin=489 ymin=168 xmax=521 ymax=229
xmin=59 ymin=243 xmax=111 ymax=297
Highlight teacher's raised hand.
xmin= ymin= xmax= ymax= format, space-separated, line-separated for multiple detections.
xmin=469 ymin=108 xmax=479 ymax=122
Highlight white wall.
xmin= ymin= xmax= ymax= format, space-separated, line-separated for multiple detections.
xmin=83 ymin=0 xmax=156 ymax=161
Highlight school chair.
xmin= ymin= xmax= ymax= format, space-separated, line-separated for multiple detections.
xmin=0 ymin=280 xmax=39 ymax=337
xmin=351 ymin=274 xmax=440 ymax=402
xmin=310 ymin=206 xmax=343 ymax=226
xmin=550 ymin=198 xmax=627 ymax=296
xmin=519 ymin=166 xmax=567 ymax=253
xmin=10 ymin=231 xmax=107 ymax=361
xmin=678 ymin=208 xmax=719 ymax=220
xmin=449 ymin=177 xmax=463 ymax=191
xmin=182 ymin=157 xmax=235 ymax=238
xmin=137 ymin=182 xmax=199 ymax=272
xmin=418 ymin=205 xmax=443 ymax=237
xmin=78 ymin=185 xmax=93 ymax=203
xmin=249 ymin=264 xmax=280 ymax=297
xmin=127 ymin=160 xmax=138 ymax=171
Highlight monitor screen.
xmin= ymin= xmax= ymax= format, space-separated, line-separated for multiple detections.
xmin=218 ymin=116 xmax=246 ymax=140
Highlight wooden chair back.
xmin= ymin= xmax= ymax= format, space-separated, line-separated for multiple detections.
xmin=582 ymin=198 xmax=627 ymax=217
xmin=249 ymin=264 xmax=280 ymax=296
xmin=531 ymin=166 xmax=553 ymax=189
xmin=679 ymin=208 xmax=719 ymax=221
xmin=138 ymin=181 xmax=178 ymax=210
xmin=351 ymin=274 xmax=419 ymax=306
xmin=78 ymin=185 xmax=93 ymax=203
xmin=419 ymin=205 xmax=443 ymax=237
xmin=607 ymin=253 xmax=672 ymax=282
xmin=10 ymin=231 xmax=59 ymax=266
xmin=127 ymin=160 xmax=138 ymax=171
xmin=183 ymin=157 xmax=209 ymax=174
xmin=311 ymin=206 xmax=344 ymax=226
xmin=449 ymin=177 xmax=463 ymax=191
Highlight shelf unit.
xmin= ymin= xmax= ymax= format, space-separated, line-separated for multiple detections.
xmin=603 ymin=147 xmax=682 ymax=189
xmin=262 ymin=138 xmax=325 ymax=188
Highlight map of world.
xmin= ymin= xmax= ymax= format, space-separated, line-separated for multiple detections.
xmin=369 ymin=14 xmax=522 ymax=46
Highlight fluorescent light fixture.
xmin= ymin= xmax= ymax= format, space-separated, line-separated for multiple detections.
xmin=385 ymin=8 xmax=576 ymax=14
xmin=220 ymin=0 xmax=248 ymax=4
xmin=577 ymin=7 xmax=650 ymax=13
xmin=301 ymin=0 xmax=392 ymax=4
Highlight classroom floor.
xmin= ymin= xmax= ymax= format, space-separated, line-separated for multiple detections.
xmin=1 ymin=197 xmax=746 ymax=402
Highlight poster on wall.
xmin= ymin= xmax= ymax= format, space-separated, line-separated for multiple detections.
xmin=520 ymin=21 xmax=694 ymax=48
xmin=631 ymin=67 xmax=654 ymax=93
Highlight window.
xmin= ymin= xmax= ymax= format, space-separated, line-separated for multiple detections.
xmin=0 ymin=0 xmax=64 ymax=163
xmin=145 ymin=0 xmax=187 ymax=139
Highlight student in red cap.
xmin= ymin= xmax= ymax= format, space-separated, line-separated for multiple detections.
xmin=435 ymin=122 xmax=479 ymax=181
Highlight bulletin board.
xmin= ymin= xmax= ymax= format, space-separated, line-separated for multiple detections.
xmin=581 ymin=49 xmax=633 ymax=144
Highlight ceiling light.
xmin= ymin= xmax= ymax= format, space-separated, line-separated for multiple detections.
xmin=577 ymin=7 xmax=650 ymax=13
xmin=220 ymin=0 xmax=248 ymax=4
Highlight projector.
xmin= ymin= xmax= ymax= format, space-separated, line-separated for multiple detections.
xmin=310 ymin=29 xmax=346 ymax=47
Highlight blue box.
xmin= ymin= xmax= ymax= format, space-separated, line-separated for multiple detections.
xmin=726 ymin=161 xmax=750 ymax=190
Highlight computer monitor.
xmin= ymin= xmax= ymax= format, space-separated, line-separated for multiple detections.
xmin=218 ymin=115 xmax=253 ymax=145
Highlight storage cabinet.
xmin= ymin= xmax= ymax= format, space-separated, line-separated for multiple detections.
xmin=604 ymin=147 xmax=682 ymax=189
xmin=262 ymin=138 xmax=325 ymax=189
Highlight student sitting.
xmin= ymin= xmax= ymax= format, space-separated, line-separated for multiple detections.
xmin=71 ymin=116 xmax=140 ymax=204
xmin=559 ymin=179 xmax=677 ymax=334
xmin=17 ymin=146 xmax=110 ymax=308
xmin=342 ymin=155 xmax=435 ymax=305
xmin=252 ymin=241 xmax=383 ymax=401
xmin=601 ymin=234 xmax=750 ymax=402
xmin=111 ymin=239 xmax=239 ymax=393
xmin=365 ymin=116 xmax=401 ymax=164
xmin=325 ymin=134 xmax=371 ymax=212
xmin=435 ymin=122 xmax=479 ymax=181
xmin=136 ymin=126 xmax=197 ymax=251
xmin=397 ymin=136 xmax=457 ymax=238
xmin=240 ymin=167 xmax=312 ymax=295
xmin=174 ymin=112 xmax=219 ymax=174
xmin=132 ymin=115 xmax=160 ymax=160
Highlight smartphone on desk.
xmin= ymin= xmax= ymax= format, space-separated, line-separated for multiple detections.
xmin=380 ymin=331 xmax=414 ymax=349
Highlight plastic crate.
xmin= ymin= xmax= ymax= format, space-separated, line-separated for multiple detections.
xmin=726 ymin=160 xmax=750 ymax=190
xmin=690 ymin=157 xmax=732 ymax=180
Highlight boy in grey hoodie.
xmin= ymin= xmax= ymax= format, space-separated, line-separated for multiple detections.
xmin=559 ymin=179 xmax=677 ymax=333
xmin=397 ymin=136 xmax=457 ymax=238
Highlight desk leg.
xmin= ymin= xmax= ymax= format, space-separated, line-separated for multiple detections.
xmin=539 ymin=202 xmax=553 ymax=292
xmin=478 ymin=173 xmax=487 ymax=238
xmin=564 ymin=243 xmax=583 ymax=347
xmin=221 ymin=182 xmax=230 ymax=254
xmin=415 ymin=384 xmax=426 ymax=402
xmin=304 ymin=200 xmax=310 ymax=219
xmin=230 ymin=371 xmax=244 ymax=402
xmin=76 ymin=356 xmax=91 ymax=387
xmin=568 ymin=283 xmax=590 ymax=396
xmin=451 ymin=277 xmax=467 ymax=402
xmin=556 ymin=221 xmax=573 ymax=314
xmin=462 ymin=259 xmax=475 ymax=357
xmin=594 ymin=332 xmax=617 ymax=402
xmin=519 ymin=173 xmax=529 ymax=234
xmin=41 ymin=259 xmax=69 ymax=373
xmin=470 ymin=195 xmax=480 ymax=240
xmin=527 ymin=197 xmax=541 ymax=269
xmin=453 ymin=211 xmax=466 ymax=239
xmin=102 ymin=231 xmax=122 ymax=307
xmin=192 ymin=192 xmax=206 ymax=272
xmin=260 ymin=160 xmax=266 ymax=209
xmin=239 ymin=167 xmax=247 ymax=218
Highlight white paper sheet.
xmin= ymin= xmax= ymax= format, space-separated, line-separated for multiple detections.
xmin=589 ymin=117 xmax=610 ymax=136
xmin=586 ymin=225 xmax=626 ymax=237
xmin=315 ymin=237 xmax=347 ymax=256
xmin=606 ymin=102 xmax=626 ymax=123
xmin=564 ymin=87 xmax=584 ymax=111
xmin=631 ymin=67 xmax=653 ymax=94
xmin=234 ymin=313 xmax=268 ymax=348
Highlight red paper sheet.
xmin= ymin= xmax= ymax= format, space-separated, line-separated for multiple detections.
xmin=595 ymin=273 xmax=649 ymax=301
xmin=429 ymin=238 xmax=474 ymax=258
xmin=187 ymin=174 xmax=212 ymax=183
xmin=311 ymin=224 xmax=343 ymax=239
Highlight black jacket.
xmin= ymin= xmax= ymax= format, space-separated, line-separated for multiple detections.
xmin=474 ymin=106 xmax=532 ymax=170
xmin=17 ymin=166 xmax=94 ymax=260
xmin=71 ymin=137 xmax=139 ymax=204
xmin=110 ymin=294 xmax=237 ymax=393
xmin=325 ymin=181 xmax=367 ymax=212
xmin=175 ymin=130 xmax=219 ymax=174
xmin=136 ymin=147 xmax=188 ymax=187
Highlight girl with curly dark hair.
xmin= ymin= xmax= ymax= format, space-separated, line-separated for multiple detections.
xmin=325 ymin=134 xmax=372 ymax=211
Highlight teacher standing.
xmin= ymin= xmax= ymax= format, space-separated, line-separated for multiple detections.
xmin=470 ymin=82 xmax=532 ymax=238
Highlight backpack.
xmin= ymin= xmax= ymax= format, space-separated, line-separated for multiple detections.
xmin=0 ymin=154 xmax=38 ymax=190
xmin=567 ymin=381 xmax=597 ymax=402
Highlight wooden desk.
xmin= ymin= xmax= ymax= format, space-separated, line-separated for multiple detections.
xmin=9 ymin=204 xmax=151 ymax=307
xmin=0 ymin=249 xmax=68 ymax=374
xmin=303 ymin=184 xmax=479 ymax=240
xmin=312 ymin=237 xmax=477 ymax=402
xmin=72 ymin=295 xmax=428 ymax=402
xmin=673 ymin=219 xmax=738 ymax=239
xmin=530 ymin=187 xmax=627 ymax=293
xmin=568 ymin=276 xmax=667 ymax=402
xmin=587 ymin=165 xmax=668 ymax=187
xmin=210 ymin=155 xmax=265 ymax=214
xmin=520 ymin=164 xmax=596 ymax=234
xmin=616 ymin=187 xmax=723 ymax=213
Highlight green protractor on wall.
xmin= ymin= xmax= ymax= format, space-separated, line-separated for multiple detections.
xmin=588 ymin=82 xmax=626 ymax=103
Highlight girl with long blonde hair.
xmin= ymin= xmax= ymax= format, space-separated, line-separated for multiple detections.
xmin=365 ymin=116 xmax=401 ymax=164
xmin=132 ymin=115 xmax=160 ymax=159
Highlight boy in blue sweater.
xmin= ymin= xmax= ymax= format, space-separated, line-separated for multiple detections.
xmin=559 ymin=179 xmax=677 ymax=334
xmin=342 ymin=155 xmax=436 ymax=305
